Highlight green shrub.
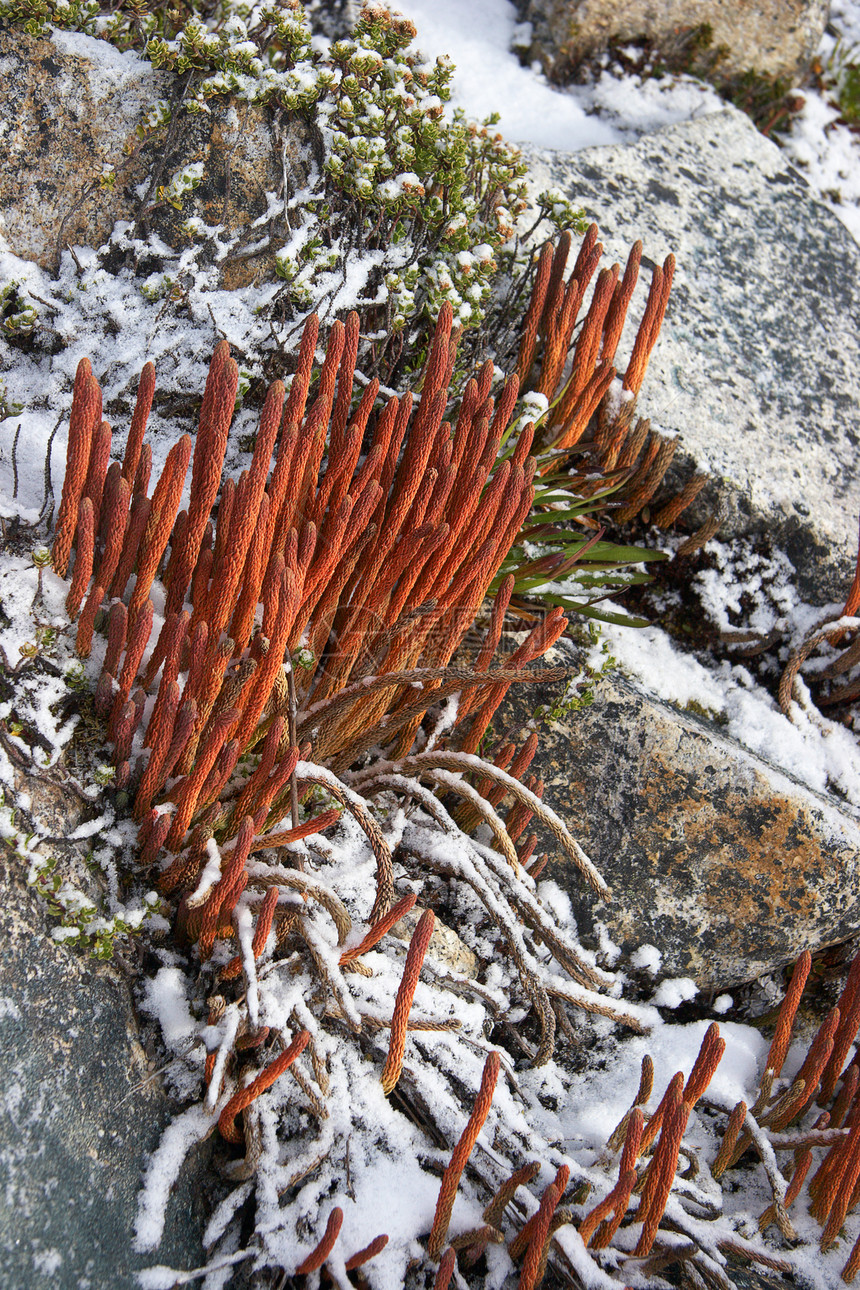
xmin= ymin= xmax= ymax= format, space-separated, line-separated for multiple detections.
xmin=0 ymin=0 xmax=583 ymax=385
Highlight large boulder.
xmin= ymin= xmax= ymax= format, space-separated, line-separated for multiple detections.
xmin=523 ymin=104 xmax=860 ymax=603
xmin=504 ymin=668 xmax=860 ymax=991
xmin=0 ymin=760 xmax=211 ymax=1289
xmin=520 ymin=0 xmax=828 ymax=91
xmin=0 ymin=25 xmax=311 ymax=287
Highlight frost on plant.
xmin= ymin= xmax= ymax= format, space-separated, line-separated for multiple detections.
xmin=31 ymin=280 xmax=860 ymax=1285
xmin=0 ymin=0 xmax=580 ymax=393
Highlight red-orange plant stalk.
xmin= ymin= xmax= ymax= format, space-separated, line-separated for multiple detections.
xmin=427 ymin=1050 xmax=502 ymax=1258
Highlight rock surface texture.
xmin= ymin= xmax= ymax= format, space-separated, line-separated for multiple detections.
xmin=522 ymin=0 xmax=828 ymax=89
xmin=525 ymin=105 xmax=860 ymax=602
xmin=503 ymin=672 xmax=860 ymax=989
xmin=391 ymin=907 xmax=479 ymax=979
xmin=0 ymin=27 xmax=310 ymax=286
xmin=0 ymin=765 xmax=209 ymax=1290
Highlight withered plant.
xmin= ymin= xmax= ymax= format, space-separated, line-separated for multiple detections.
xmin=777 ymin=521 xmax=860 ymax=722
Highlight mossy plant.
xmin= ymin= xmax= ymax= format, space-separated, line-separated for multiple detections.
xmin=0 ymin=280 xmax=39 ymax=339
xmin=0 ymin=0 xmax=583 ymax=387
xmin=28 ymin=846 xmax=161 ymax=959
xmin=721 ymin=66 xmax=797 ymax=134
xmin=0 ymin=375 xmax=22 ymax=418
xmin=0 ymin=788 xmax=160 ymax=959
xmin=534 ymin=622 xmax=618 ymax=722
xmin=821 ymin=36 xmax=860 ymax=124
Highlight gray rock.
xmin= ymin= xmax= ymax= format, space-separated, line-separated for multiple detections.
xmin=521 ymin=0 xmax=827 ymax=90
xmin=524 ymin=106 xmax=860 ymax=602
xmin=0 ymin=27 xmax=311 ymax=286
xmin=0 ymin=764 xmax=211 ymax=1290
xmin=501 ymin=670 xmax=860 ymax=990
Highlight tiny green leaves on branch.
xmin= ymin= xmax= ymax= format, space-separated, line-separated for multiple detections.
xmin=0 ymin=0 xmax=582 ymax=386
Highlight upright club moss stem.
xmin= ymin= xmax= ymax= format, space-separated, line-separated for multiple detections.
xmin=295 ymin=1207 xmax=344 ymax=1275
xmin=344 ymin=1233 xmax=388 ymax=1272
xmin=381 ymin=908 xmax=435 ymax=1096
xmin=433 ymin=1247 xmax=456 ymax=1289
xmin=427 ymin=1050 xmax=502 ymax=1259
xmin=516 ymin=1165 xmax=570 ymax=1288
xmin=52 ymin=359 xmax=101 ymax=578
xmin=764 ymin=950 xmax=812 ymax=1081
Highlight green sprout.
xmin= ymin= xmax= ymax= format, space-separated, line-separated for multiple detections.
xmin=0 ymin=281 xmax=39 ymax=337
xmin=535 ymin=623 xmax=617 ymax=721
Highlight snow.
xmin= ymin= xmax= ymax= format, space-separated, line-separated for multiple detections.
xmin=834 ymin=0 xmax=860 ymax=45
xmin=651 ymin=976 xmax=698 ymax=1009
xmin=204 ymin=1010 xmax=241 ymax=1110
xmin=392 ymin=0 xmax=724 ymax=152
xmin=31 ymin=1249 xmax=62 ymax=1277
xmin=235 ymin=904 xmax=259 ymax=1027
xmin=0 ymin=996 xmax=23 ymax=1022
xmin=140 ymin=968 xmax=200 ymax=1057
xmin=51 ymin=25 xmax=149 ymax=74
xmin=576 ymin=64 xmax=725 ymax=136
xmin=134 ymin=1105 xmax=217 ymax=1253
xmin=388 ymin=0 xmax=620 ymax=150
xmin=629 ymin=944 xmax=662 ymax=975
xmin=590 ymin=598 xmax=860 ymax=808
xmin=6 ymin=1 xmax=860 ymax=1286
xmin=780 ymin=22 xmax=860 ymax=245
xmin=398 ymin=0 xmax=860 ymax=255
xmin=136 ymin=1248 xmax=253 ymax=1289
xmin=186 ymin=837 xmax=224 ymax=909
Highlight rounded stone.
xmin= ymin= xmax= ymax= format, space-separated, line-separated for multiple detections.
xmin=501 ymin=670 xmax=860 ymax=990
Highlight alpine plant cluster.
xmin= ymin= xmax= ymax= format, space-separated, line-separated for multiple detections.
xmin=37 ymin=217 xmax=801 ymax=1287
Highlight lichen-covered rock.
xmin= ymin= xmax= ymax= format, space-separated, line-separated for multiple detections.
xmin=502 ymin=671 xmax=860 ymax=990
xmin=521 ymin=0 xmax=828 ymax=90
xmin=524 ymin=105 xmax=860 ymax=602
xmin=0 ymin=26 xmax=311 ymax=284
xmin=0 ymin=26 xmax=164 ymax=267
